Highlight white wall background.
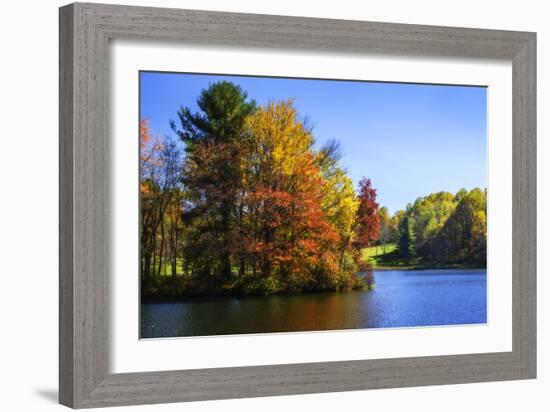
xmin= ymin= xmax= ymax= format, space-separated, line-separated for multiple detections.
xmin=0 ymin=1 xmax=546 ymax=411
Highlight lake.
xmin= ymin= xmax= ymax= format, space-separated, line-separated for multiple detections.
xmin=140 ymin=269 xmax=487 ymax=338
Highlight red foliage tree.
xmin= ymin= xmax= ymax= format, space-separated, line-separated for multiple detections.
xmin=354 ymin=177 xmax=381 ymax=248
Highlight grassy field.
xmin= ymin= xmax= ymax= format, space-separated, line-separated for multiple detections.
xmin=362 ymin=243 xmax=397 ymax=260
xmin=362 ymin=243 xmax=418 ymax=269
xmin=151 ymin=259 xmax=186 ymax=277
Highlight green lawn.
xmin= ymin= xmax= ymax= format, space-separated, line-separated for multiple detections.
xmin=151 ymin=258 xmax=186 ymax=276
xmin=362 ymin=243 xmax=397 ymax=260
xmin=362 ymin=243 xmax=417 ymax=268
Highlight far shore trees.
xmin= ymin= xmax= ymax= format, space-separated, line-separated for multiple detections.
xmin=396 ymin=188 xmax=487 ymax=267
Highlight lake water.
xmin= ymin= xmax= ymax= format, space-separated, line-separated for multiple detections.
xmin=141 ymin=269 xmax=487 ymax=338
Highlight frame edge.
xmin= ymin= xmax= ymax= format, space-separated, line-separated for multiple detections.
xmin=59 ymin=3 xmax=76 ymax=408
xmin=512 ymin=32 xmax=537 ymax=379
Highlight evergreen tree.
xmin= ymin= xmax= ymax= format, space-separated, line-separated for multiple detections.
xmin=171 ymin=81 xmax=256 ymax=283
xmin=398 ymin=215 xmax=416 ymax=260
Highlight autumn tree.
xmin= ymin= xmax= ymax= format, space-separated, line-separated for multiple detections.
xmin=241 ymin=100 xmax=342 ymax=291
xmin=354 ymin=178 xmax=381 ymax=249
xmin=139 ymin=119 xmax=183 ymax=280
xmin=139 ymin=119 xmax=160 ymax=279
xmin=316 ymin=140 xmax=360 ymax=267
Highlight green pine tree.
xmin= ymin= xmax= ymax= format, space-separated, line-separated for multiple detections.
xmin=398 ymin=215 xmax=416 ymax=260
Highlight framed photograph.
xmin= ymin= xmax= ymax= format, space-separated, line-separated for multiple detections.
xmin=59 ymin=2 xmax=536 ymax=408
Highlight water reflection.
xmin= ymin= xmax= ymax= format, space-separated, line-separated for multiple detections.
xmin=141 ymin=269 xmax=487 ymax=338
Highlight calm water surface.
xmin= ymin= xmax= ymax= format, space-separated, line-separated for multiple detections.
xmin=141 ymin=269 xmax=487 ymax=338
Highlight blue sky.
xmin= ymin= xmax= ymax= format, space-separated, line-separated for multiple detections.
xmin=140 ymin=71 xmax=486 ymax=214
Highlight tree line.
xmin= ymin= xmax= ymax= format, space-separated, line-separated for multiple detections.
xmin=378 ymin=188 xmax=487 ymax=267
xmin=140 ymin=80 xmax=487 ymax=300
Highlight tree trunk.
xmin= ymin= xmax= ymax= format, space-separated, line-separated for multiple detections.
xmin=157 ymin=220 xmax=164 ymax=277
xmin=171 ymin=225 xmax=178 ymax=278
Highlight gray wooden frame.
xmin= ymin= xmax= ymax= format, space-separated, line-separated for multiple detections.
xmin=59 ymin=2 xmax=536 ymax=408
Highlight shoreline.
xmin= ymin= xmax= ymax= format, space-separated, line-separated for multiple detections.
xmin=142 ymin=267 xmax=486 ymax=303
xmin=372 ymin=265 xmax=487 ymax=271
xmin=141 ymin=286 xmax=371 ymax=304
